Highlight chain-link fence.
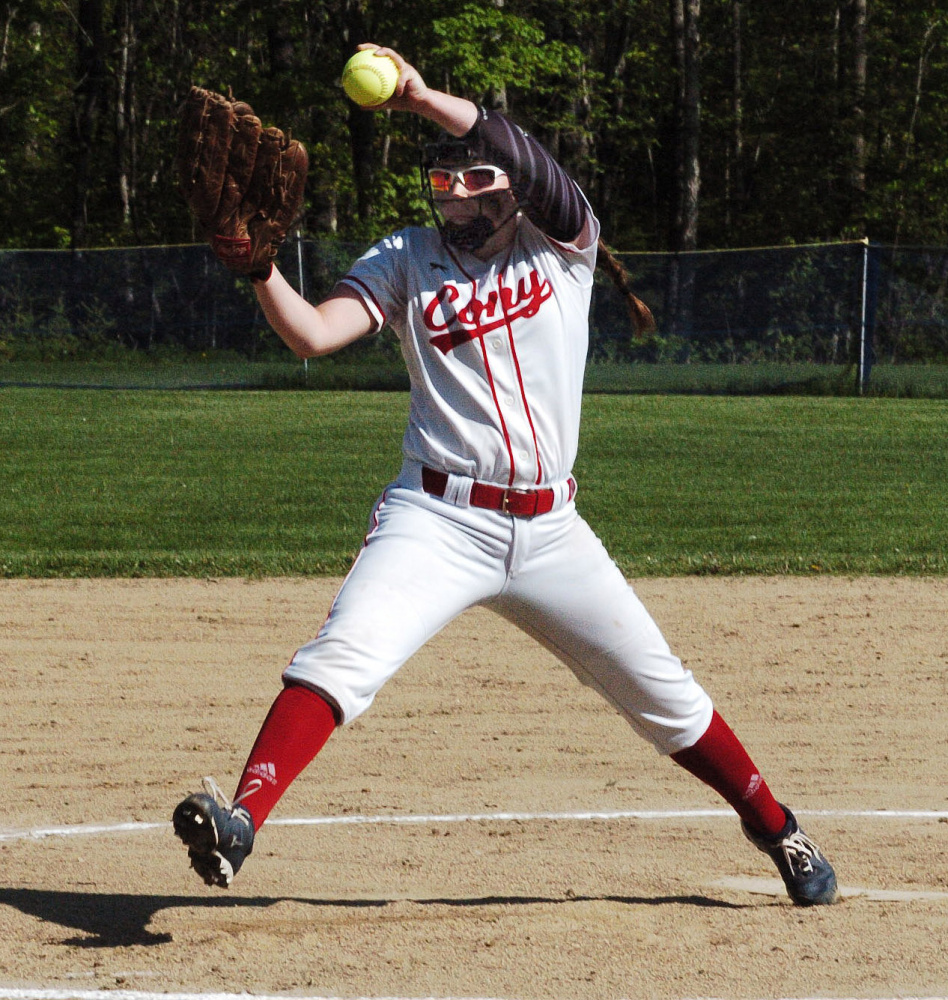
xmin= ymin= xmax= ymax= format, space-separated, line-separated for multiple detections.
xmin=2 ymin=237 xmax=947 ymax=395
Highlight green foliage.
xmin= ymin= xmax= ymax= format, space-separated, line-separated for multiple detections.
xmin=2 ymin=1 xmax=948 ymax=250
xmin=430 ymin=4 xmax=584 ymax=108
xmin=0 ymin=296 xmax=122 ymax=361
xmin=0 ymin=1 xmax=75 ymax=247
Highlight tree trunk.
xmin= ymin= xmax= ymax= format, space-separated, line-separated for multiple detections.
xmin=894 ymin=17 xmax=943 ymax=245
xmin=678 ymin=0 xmax=700 ymax=252
xmin=669 ymin=0 xmax=700 ymax=252
xmin=667 ymin=0 xmax=700 ymax=343
xmin=595 ymin=3 xmax=633 ymax=236
xmin=849 ymin=0 xmax=867 ymax=231
xmin=726 ymin=0 xmax=742 ymax=234
xmin=342 ymin=0 xmax=375 ymax=223
xmin=115 ymin=0 xmax=138 ymax=234
xmin=71 ymin=0 xmax=108 ymax=247
xmin=1 ymin=3 xmax=17 ymax=75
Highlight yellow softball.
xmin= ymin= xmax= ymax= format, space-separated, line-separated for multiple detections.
xmin=341 ymin=50 xmax=399 ymax=108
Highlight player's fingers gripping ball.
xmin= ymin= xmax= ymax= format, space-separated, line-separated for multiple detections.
xmin=341 ymin=49 xmax=399 ymax=108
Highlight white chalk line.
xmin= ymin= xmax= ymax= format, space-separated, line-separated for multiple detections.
xmin=1 ymin=817 xmax=946 ymax=1000
xmin=1 ymin=807 xmax=947 ymax=843
xmin=7 ymin=808 xmax=946 ymax=909
xmin=1 ymin=991 xmax=948 ymax=1000
xmin=712 ymin=875 xmax=948 ymax=902
xmin=0 ymin=992 xmax=508 ymax=1000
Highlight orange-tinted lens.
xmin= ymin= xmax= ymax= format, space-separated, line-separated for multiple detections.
xmin=459 ymin=168 xmax=499 ymax=191
xmin=428 ymin=169 xmax=454 ymax=192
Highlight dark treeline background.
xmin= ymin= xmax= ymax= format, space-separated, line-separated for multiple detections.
xmin=1 ymin=0 xmax=945 ymax=253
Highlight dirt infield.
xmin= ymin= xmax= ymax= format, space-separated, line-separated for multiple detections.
xmin=1 ymin=575 xmax=947 ymax=999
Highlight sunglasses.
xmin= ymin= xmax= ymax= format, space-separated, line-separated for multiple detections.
xmin=427 ymin=165 xmax=507 ymax=194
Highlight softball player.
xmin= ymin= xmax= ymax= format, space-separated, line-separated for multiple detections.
xmin=173 ymin=46 xmax=839 ymax=906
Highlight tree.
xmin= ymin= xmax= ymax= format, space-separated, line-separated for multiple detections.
xmin=2 ymin=0 xmax=948 ymax=252
xmin=669 ymin=0 xmax=700 ymax=253
xmin=666 ymin=0 xmax=700 ymax=341
xmin=70 ymin=0 xmax=108 ymax=246
xmin=0 ymin=2 xmax=71 ymax=246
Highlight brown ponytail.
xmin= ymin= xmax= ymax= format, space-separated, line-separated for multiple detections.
xmin=596 ymin=238 xmax=657 ymax=337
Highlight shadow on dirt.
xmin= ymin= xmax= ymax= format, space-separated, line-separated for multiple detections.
xmin=0 ymin=887 xmax=746 ymax=947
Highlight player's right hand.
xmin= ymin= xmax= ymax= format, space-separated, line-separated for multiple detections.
xmin=356 ymin=44 xmax=429 ymax=112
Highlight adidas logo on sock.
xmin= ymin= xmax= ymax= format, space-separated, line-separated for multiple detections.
xmin=247 ymin=761 xmax=278 ymax=785
xmin=743 ymin=772 xmax=763 ymax=800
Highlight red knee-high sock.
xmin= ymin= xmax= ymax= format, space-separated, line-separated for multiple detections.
xmin=232 ymin=684 xmax=338 ymax=832
xmin=670 ymin=710 xmax=788 ymax=838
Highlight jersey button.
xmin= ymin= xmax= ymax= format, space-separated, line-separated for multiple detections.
xmin=490 ymin=338 xmax=502 ymax=351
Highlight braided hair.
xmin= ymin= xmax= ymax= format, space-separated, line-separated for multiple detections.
xmin=595 ymin=238 xmax=656 ymax=337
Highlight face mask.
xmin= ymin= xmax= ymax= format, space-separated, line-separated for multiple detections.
xmin=441 ymin=216 xmax=497 ymax=252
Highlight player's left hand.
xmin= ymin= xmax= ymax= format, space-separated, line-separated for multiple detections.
xmin=177 ymin=87 xmax=308 ymax=281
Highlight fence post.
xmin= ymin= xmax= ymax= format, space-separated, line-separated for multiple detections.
xmin=296 ymin=230 xmax=308 ymax=379
xmin=858 ymin=237 xmax=870 ymax=394
xmin=296 ymin=229 xmax=305 ymax=296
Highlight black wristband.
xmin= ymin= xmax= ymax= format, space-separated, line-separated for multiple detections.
xmin=248 ymin=262 xmax=273 ymax=284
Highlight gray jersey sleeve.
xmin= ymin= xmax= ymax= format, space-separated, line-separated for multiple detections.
xmin=465 ymin=107 xmax=588 ymax=244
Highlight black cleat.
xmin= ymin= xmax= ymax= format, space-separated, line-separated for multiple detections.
xmin=742 ymin=805 xmax=840 ymax=906
xmin=173 ymin=777 xmax=255 ymax=888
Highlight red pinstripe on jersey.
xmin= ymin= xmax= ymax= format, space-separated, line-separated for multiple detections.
xmin=474 ymin=277 xmax=518 ymax=483
xmin=499 ymin=278 xmax=544 ymax=485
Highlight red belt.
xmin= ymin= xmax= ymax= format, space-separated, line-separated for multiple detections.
xmin=422 ymin=467 xmax=571 ymax=518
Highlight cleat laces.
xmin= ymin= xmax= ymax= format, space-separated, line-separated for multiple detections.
xmin=780 ymin=829 xmax=822 ymax=875
xmin=200 ymin=774 xmax=261 ymax=811
xmin=741 ymin=804 xmax=839 ymax=906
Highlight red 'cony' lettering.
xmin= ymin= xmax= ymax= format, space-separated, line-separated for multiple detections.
xmin=427 ymin=270 xmax=552 ymax=354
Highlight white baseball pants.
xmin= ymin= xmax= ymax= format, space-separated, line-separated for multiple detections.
xmin=283 ymin=484 xmax=713 ymax=754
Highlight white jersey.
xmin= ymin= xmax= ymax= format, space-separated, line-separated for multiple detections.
xmin=339 ymin=211 xmax=600 ymax=489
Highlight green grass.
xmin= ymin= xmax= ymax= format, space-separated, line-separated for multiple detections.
xmin=583 ymin=362 xmax=858 ymax=395
xmin=575 ymin=395 xmax=948 ymax=574
xmin=1 ymin=389 xmax=946 ymax=577
xmin=0 ymin=358 xmax=410 ymax=391
xmin=0 ymin=390 xmax=405 ymax=577
xmin=6 ymin=359 xmax=948 ymax=397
